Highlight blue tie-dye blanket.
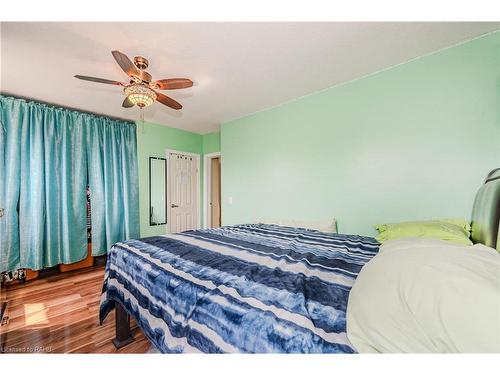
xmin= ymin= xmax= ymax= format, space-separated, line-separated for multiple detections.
xmin=99 ymin=224 xmax=379 ymax=353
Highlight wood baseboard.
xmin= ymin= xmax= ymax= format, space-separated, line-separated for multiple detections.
xmin=59 ymin=244 xmax=94 ymax=272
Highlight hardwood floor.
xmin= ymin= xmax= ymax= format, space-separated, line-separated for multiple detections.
xmin=0 ymin=265 xmax=150 ymax=353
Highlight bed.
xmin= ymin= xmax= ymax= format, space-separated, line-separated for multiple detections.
xmin=100 ymin=169 xmax=500 ymax=353
xmin=99 ymin=224 xmax=379 ymax=353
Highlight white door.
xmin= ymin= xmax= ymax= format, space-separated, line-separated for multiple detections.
xmin=168 ymin=152 xmax=199 ymax=233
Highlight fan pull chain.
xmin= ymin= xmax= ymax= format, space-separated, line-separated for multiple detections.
xmin=140 ymin=106 xmax=145 ymax=134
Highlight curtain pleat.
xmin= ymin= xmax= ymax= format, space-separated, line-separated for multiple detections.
xmin=86 ymin=117 xmax=139 ymax=256
xmin=1 ymin=98 xmax=23 ymax=272
xmin=0 ymin=95 xmax=139 ymax=272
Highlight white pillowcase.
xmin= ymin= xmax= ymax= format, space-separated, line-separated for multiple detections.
xmin=347 ymin=237 xmax=500 ymax=353
xmin=259 ymin=218 xmax=338 ymax=233
xmin=377 ymin=237 xmax=464 ymax=254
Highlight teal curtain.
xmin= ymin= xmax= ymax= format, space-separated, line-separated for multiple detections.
xmin=0 ymin=95 xmax=139 ymax=272
xmin=86 ymin=116 xmax=139 ymax=256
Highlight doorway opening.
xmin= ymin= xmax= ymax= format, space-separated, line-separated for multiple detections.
xmin=203 ymin=152 xmax=221 ymax=228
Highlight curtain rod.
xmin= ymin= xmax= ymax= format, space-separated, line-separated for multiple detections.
xmin=0 ymin=91 xmax=135 ymax=124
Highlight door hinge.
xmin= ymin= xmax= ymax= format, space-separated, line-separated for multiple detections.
xmin=0 ymin=208 xmax=4 ymax=218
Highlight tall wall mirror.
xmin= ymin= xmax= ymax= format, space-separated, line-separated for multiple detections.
xmin=149 ymin=157 xmax=167 ymax=226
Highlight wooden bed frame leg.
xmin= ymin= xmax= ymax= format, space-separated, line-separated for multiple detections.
xmin=112 ymin=303 xmax=134 ymax=349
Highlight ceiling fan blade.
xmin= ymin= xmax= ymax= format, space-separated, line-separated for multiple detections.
xmin=111 ymin=50 xmax=141 ymax=78
xmin=111 ymin=50 xmax=153 ymax=82
xmin=156 ymin=92 xmax=182 ymax=110
xmin=122 ymin=96 xmax=134 ymax=108
xmin=74 ymin=75 xmax=123 ymax=86
xmin=155 ymin=78 xmax=193 ymax=90
xmin=138 ymin=70 xmax=152 ymax=83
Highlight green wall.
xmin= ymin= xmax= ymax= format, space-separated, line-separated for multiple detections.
xmin=221 ymin=32 xmax=500 ymax=236
xmin=202 ymin=132 xmax=221 ymax=155
xmin=136 ymin=121 xmax=202 ymax=237
xmin=136 ymin=124 xmax=220 ymax=237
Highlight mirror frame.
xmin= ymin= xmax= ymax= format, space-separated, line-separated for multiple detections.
xmin=149 ymin=156 xmax=167 ymax=226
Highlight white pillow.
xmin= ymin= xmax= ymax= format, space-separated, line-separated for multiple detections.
xmin=259 ymin=218 xmax=338 ymax=233
xmin=347 ymin=238 xmax=500 ymax=353
xmin=377 ymin=237 xmax=465 ymax=254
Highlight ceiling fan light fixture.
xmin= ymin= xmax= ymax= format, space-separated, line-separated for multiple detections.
xmin=75 ymin=50 xmax=186 ymax=111
xmin=124 ymin=84 xmax=157 ymax=107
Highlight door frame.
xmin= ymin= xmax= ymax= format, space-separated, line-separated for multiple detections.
xmin=203 ymin=152 xmax=221 ymax=229
xmin=165 ymin=149 xmax=201 ymax=233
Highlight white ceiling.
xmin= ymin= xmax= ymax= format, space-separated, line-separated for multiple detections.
xmin=1 ymin=22 xmax=499 ymax=134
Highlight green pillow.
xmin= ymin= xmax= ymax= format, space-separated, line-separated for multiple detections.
xmin=375 ymin=219 xmax=473 ymax=246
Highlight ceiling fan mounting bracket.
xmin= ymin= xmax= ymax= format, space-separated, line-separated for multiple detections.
xmin=134 ymin=56 xmax=149 ymax=70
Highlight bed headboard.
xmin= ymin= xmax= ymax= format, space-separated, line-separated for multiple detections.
xmin=471 ymin=168 xmax=500 ymax=249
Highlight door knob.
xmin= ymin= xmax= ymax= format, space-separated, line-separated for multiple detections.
xmin=171 ymin=204 xmax=179 ymax=208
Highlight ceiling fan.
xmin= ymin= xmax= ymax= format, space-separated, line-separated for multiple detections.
xmin=75 ymin=50 xmax=193 ymax=110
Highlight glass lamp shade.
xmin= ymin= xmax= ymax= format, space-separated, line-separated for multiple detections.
xmin=124 ymin=84 xmax=157 ymax=107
